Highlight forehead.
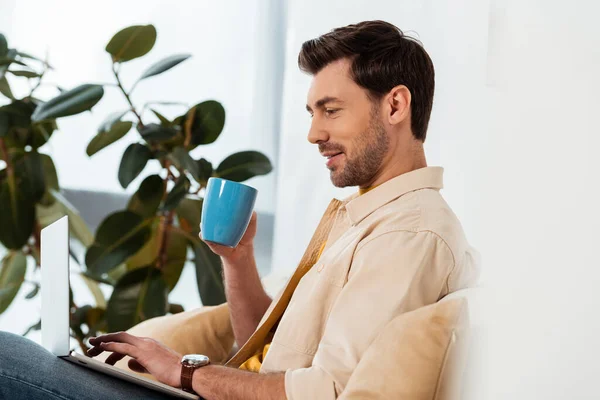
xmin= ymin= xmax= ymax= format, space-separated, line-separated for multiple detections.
xmin=306 ymin=58 xmax=367 ymax=106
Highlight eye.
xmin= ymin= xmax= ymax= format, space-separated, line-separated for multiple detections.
xmin=325 ymin=108 xmax=340 ymax=116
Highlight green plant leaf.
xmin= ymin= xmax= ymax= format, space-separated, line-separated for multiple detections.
xmin=138 ymin=123 xmax=179 ymax=143
xmin=49 ymin=189 xmax=94 ymax=247
xmin=15 ymin=151 xmax=46 ymax=203
xmin=0 ymin=76 xmax=14 ymax=100
xmin=216 ymin=150 xmax=273 ymax=182
xmin=180 ymin=100 xmax=225 ymax=148
xmin=30 ymin=119 xmax=57 ymax=149
xmin=80 ymin=273 xmax=106 ymax=309
xmin=105 ymin=25 xmax=157 ymax=63
xmin=37 ymin=154 xmax=59 ymax=205
xmin=193 ymin=241 xmax=226 ymax=306
xmin=176 ymin=197 xmax=202 ymax=235
xmin=0 ymin=250 xmax=27 ymax=314
xmin=0 ymin=179 xmax=35 ymax=250
xmin=40 ymin=154 xmax=59 ymax=191
xmin=118 ymin=143 xmax=152 ymax=189
xmin=98 ymin=110 xmax=129 ymax=133
xmin=169 ymin=146 xmax=201 ymax=183
xmin=81 ymin=269 xmax=116 ymax=286
xmin=85 ymin=211 xmax=152 ymax=276
xmin=22 ymin=319 xmax=41 ymax=337
xmin=138 ymin=53 xmax=191 ymax=81
xmin=127 ymin=174 xmax=165 ymax=218
xmin=161 ymin=229 xmax=188 ymax=291
xmin=105 ymin=266 xmax=168 ymax=332
xmin=0 ymin=109 xmax=8 ymax=137
xmin=8 ymin=69 xmax=40 ymax=78
xmin=150 ymin=108 xmax=170 ymax=126
xmin=0 ymin=49 xmax=16 ymax=79
xmin=0 ymin=34 xmax=7 ymax=57
xmin=196 ymin=158 xmax=213 ymax=183
xmin=86 ymin=120 xmax=133 ymax=157
xmin=36 ymin=189 xmax=95 ymax=251
xmin=31 ymin=84 xmax=104 ymax=122
xmin=25 ymin=284 xmax=39 ymax=299
xmin=17 ymin=51 xmax=46 ymax=64
xmin=162 ymin=175 xmax=190 ymax=212
xmin=126 ymin=221 xmax=160 ymax=271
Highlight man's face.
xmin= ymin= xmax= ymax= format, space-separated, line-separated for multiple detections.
xmin=306 ymin=59 xmax=390 ymax=188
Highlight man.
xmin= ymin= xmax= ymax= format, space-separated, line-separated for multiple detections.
xmin=0 ymin=20 xmax=479 ymax=399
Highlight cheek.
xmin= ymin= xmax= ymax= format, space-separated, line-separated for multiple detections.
xmin=327 ymin=119 xmax=360 ymax=148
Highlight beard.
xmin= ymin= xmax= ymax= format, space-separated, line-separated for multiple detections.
xmin=321 ymin=111 xmax=390 ymax=188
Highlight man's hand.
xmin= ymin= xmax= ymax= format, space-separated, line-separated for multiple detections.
xmin=200 ymin=211 xmax=257 ymax=262
xmin=86 ymin=332 xmax=182 ymax=388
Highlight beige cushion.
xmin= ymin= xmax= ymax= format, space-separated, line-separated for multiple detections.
xmin=95 ymin=303 xmax=234 ymax=380
xmin=339 ymin=298 xmax=470 ymax=400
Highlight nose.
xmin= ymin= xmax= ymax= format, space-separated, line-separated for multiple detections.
xmin=307 ymin=118 xmax=329 ymax=144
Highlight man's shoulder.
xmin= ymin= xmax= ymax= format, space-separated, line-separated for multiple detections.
xmin=364 ymin=188 xmax=468 ymax=258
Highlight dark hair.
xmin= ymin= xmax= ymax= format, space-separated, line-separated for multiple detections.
xmin=298 ymin=20 xmax=435 ymax=142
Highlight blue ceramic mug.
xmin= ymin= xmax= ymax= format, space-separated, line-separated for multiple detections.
xmin=200 ymin=177 xmax=258 ymax=247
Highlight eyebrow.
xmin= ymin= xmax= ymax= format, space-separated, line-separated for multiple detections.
xmin=306 ymin=96 xmax=344 ymax=113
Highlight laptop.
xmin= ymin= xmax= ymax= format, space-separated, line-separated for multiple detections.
xmin=41 ymin=216 xmax=198 ymax=399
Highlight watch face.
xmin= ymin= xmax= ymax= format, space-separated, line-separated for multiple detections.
xmin=181 ymin=354 xmax=210 ymax=367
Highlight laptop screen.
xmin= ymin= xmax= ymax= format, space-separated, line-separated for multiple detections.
xmin=41 ymin=215 xmax=70 ymax=357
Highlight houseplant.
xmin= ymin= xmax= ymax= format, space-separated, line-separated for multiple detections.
xmin=0 ymin=33 xmax=106 ymax=350
xmin=31 ymin=24 xmax=273 ymax=337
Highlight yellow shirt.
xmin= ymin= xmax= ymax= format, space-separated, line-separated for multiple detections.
xmin=239 ymin=186 xmax=377 ymax=372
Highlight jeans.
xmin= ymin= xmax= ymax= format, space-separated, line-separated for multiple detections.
xmin=0 ymin=330 xmax=178 ymax=400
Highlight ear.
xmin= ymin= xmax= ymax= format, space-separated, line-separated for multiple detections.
xmin=385 ymin=85 xmax=411 ymax=126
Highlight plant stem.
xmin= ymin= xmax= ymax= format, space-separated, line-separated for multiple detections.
xmin=156 ymin=210 xmax=175 ymax=271
xmin=0 ymin=138 xmax=12 ymax=174
xmin=112 ymin=63 xmax=144 ymax=128
xmin=155 ymin=160 xmax=175 ymax=271
xmin=28 ymin=52 xmax=52 ymax=98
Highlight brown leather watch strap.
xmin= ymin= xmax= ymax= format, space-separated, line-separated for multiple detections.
xmin=181 ymin=364 xmax=196 ymax=393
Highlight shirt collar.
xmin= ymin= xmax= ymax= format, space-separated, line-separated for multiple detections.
xmin=342 ymin=166 xmax=444 ymax=226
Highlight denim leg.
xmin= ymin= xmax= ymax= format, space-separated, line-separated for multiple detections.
xmin=0 ymin=330 xmax=177 ymax=400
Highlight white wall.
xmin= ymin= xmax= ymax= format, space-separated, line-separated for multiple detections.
xmin=273 ymin=0 xmax=600 ymax=398
xmin=0 ymin=0 xmax=281 ymax=214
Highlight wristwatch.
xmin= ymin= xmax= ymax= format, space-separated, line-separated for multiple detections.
xmin=180 ymin=354 xmax=210 ymax=393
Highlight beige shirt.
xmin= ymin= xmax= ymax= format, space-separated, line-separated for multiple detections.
xmin=225 ymin=166 xmax=481 ymax=399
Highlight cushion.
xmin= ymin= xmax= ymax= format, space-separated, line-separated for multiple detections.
xmin=338 ymin=298 xmax=470 ymax=400
xmin=95 ymin=303 xmax=234 ymax=380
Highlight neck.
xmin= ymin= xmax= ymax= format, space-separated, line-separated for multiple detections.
xmin=359 ymin=140 xmax=427 ymax=190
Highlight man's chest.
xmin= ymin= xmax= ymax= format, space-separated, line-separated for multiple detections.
xmin=260 ymin=215 xmax=362 ymax=371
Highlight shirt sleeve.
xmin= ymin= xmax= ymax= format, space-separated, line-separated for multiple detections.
xmin=284 ymin=230 xmax=455 ymax=400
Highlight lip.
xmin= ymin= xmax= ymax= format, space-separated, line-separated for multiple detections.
xmin=321 ymin=151 xmax=343 ymax=158
xmin=325 ymin=153 xmax=343 ymax=167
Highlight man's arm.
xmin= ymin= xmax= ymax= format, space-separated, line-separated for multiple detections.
xmin=201 ymin=211 xmax=272 ymax=346
xmin=192 ymin=365 xmax=285 ymax=400
xmin=284 ymin=230 xmax=455 ymax=399
xmin=86 ymin=332 xmax=286 ymax=400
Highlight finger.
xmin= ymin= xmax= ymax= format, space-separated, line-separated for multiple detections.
xmin=86 ymin=345 xmax=105 ymax=357
xmin=89 ymin=331 xmax=142 ymax=347
xmin=128 ymin=359 xmax=148 ymax=373
xmin=97 ymin=342 xmax=140 ymax=359
xmin=105 ymin=351 xmax=127 ymax=366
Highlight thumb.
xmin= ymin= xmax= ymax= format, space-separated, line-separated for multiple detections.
xmin=128 ymin=358 xmax=148 ymax=373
